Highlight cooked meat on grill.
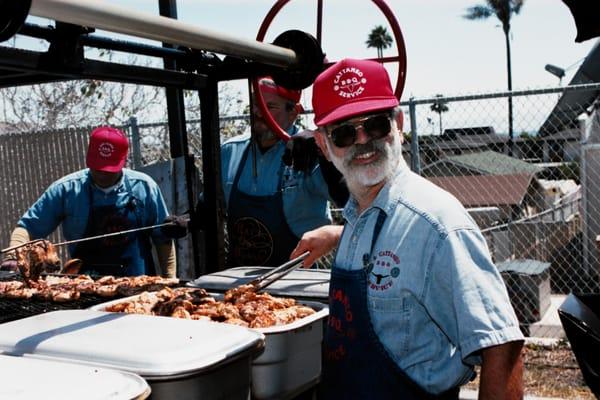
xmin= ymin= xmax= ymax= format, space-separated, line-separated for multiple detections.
xmin=15 ymin=240 xmax=61 ymax=283
xmin=0 ymin=280 xmax=25 ymax=292
xmin=1 ymin=286 xmax=37 ymax=299
xmin=101 ymin=286 xmax=316 ymax=328
xmin=0 ymin=274 xmax=180 ymax=302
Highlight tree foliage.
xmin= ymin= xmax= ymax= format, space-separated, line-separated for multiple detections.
xmin=0 ymin=51 xmax=165 ymax=132
xmin=464 ymin=1 xmax=525 ymax=153
xmin=430 ymin=95 xmax=449 ymax=135
xmin=366 ymin=25 xmax=393 ymax=58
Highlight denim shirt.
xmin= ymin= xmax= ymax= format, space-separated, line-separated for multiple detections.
xmin=18 ymin=168 xmax=171 ymax=267
xmin=220 ymin=126 xmax=332 ymax=238
xmin=334 ymin=166 xmax=524 ymax=394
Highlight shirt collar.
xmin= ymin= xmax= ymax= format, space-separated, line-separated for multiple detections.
xmin=342 ymin=165 xmax=411 ymax=224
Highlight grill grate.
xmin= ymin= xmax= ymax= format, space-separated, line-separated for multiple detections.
xmin=0 ymin=274 xmax=187 ymax=324
xmin=0 ymin=294 xmax=111 ymax=324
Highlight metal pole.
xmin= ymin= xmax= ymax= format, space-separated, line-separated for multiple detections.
xmin=128 ymin=116 xmax=142 ymax=169
xmin=199 ymin=78 xmax=226 ymax=273
xmin=29 ymin=0 xmax=297 ymax=67
xmin=408 ymin=98 xmax=421 ymax=175
xmin=158 ymin=0 xmax=202 ymax=277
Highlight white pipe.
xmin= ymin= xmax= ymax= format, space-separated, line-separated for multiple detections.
xmin=29 ymin=0 xmax=297 ymax=67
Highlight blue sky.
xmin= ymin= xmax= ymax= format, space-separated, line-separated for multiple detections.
xmin=26 ymin=0 xmax=597 ymax=99
xmin=20 ymin=0 xmax=598 ymax=133
xmin=96 ymin=0 xmax=597 ymax=99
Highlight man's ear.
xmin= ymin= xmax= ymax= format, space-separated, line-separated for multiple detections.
xmin=287 ymin=109 xmax=299 ymax=126
xmin=395 ymin=109 xmax=404 ymax=132
xmin=314 ymin=129 xmax=331 ymax=161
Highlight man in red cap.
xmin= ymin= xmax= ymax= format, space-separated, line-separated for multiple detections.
xmin=1 ymin=126 xmax=176 ymax=277
xmin=291 ymin=59 xmax=524 ymax=399
xmin=216 ymin=76 xmax=347 ymax=267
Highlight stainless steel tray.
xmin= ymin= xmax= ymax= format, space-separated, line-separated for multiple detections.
xmin=188 ymin=266 xmax=331 ymax=302
xmin=90 ymin=291 xmax=329 ymax=400
xmin=0 ymin=309 xmax=264 ymax=400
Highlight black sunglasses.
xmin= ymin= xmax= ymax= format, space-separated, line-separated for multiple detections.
xmin=327 ymin=113 xmax=392 ymax=148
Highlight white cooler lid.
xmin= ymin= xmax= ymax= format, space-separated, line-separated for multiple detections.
xmin=0 ymin=310 xmax=264 ymax=377
xmin=0 ymin=354 xmax=150 ymax=400
xmin=189 ymin=267 xmax=330 ymax=300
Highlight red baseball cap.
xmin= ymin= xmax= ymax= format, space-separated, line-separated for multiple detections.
xmin=312 ymin=58 xmax=399 ymax=126
xmin=86 ymin=126 xmax=129 ymax=172
xmin=258 ymin=77 xmax=302 ymax=104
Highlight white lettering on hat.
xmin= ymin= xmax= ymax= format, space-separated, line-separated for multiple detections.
xmin=333 ymin=67 xmax=367 ymax=99
xmin=98 ymin=142 xmax=115 ymax=158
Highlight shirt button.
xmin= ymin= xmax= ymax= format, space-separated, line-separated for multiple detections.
xmin=352 ymin=236 xmax=357 ymax=243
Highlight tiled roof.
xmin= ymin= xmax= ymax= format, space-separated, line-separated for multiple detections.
xmin=444 ymin=150 xmax=541 ymax=175
xmin=427 ymin=173 xmax=534 ymax=207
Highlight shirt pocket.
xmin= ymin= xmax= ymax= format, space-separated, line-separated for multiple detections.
xmin=367 ymin=294 xmax=412 ymax=357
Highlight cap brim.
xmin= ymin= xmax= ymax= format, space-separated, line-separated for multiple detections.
xmin=315 ymin=98 xmax=399 ymax=126
xmin=86 ymin=156 xmax=126 ymax=173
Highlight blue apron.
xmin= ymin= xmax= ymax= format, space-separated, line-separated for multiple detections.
xmin=72 ymin=178 xmax=154 ymax=276
xmin=227 ymin=145 xmax=299 ymax=267
xmin=320 ymin=212 xmax=459 ymax=399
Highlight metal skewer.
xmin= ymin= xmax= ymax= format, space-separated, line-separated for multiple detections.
xmin=0 ymin=221 xmax=178 ymax=254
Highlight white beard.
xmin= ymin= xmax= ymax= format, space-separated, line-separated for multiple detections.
xmin=325 ymin=129 xmax=405 ymax=192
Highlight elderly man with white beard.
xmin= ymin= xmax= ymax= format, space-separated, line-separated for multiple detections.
xmin=291 ymin=59 xmax=524 ymax=399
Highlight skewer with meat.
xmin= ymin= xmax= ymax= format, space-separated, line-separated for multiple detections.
xmin=15 ymin=240 xmax=61 ymax=284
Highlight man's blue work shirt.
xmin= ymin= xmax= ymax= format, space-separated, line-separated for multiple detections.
xmin=17 ymin=168 xmax=171 ymax=274
xmin=334 ymin=167 xmax=524 ymax=394
xmin=220 ymin=126 xmax=332 ymax=238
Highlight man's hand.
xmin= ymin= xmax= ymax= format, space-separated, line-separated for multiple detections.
xmin=161 ymin=214 xmax=190 ymax=239
xmin=283 ymin=130 xmax=320 ymax=174
xmin=0 ymin=259 xmax=18 ymax=272
xmin=290 ymin=225 xmax=344 ymax=267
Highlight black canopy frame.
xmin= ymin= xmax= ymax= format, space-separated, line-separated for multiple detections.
xmin=0 ymin=0 xmax=322 ymax=276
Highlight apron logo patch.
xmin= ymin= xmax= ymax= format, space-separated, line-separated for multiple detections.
xmin=231 ymin=217 xmax=273 ymax=265
xmin=367 ymin=250 xmax=400 ymax=291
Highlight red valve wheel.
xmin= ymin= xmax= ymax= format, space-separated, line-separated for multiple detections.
xmin=254 ymin=0 xmax=407 ymax=141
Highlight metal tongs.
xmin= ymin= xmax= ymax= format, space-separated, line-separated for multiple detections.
xmin=249 ymin=251 xmax=310 ymax=292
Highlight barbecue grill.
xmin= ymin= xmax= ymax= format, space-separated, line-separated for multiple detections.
xmin=0 ymin=273 xmax=187 ymax=324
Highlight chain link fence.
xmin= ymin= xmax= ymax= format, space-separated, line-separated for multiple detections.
xmin=2 ymin=84 xmax=600 ymax=337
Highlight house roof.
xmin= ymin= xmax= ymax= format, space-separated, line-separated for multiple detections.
xmin=542 ymin=128 xmax=582 ymax=141
xmin=423 ymin=150 xmax=541 ymax=176
xmin=496 ymin=259 xmax=551 ymax=275
xmin=539 ymin=39 xmax=600 ymax=136
xmin=427 ymin=173 xmax=534 ymax=207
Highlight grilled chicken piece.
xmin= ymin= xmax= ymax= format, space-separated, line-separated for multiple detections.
xmin=224 ymin=284 xmax=255 ymax=303
xmin=15 ymin=240 xmax=61 ymax=283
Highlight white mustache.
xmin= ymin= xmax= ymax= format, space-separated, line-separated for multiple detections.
xmin=343 ymin=137 xmax=388 ymax=165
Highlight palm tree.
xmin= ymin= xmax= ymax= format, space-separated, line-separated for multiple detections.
xmin=366 ymin=25 xmax=393 ymax=58
xmin=464 ymin=0 xmax=525 ymax=156
xmin=430 ymin=95 xmax=449 ymax=135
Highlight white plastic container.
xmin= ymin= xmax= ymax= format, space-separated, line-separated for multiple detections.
xmin=91 ymin=293 xmax=329 ymax=400
xmin=0 ymin=354 xmax=150 ymax=400
xmin=0 ymin=310 xmax=264 ymax=400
